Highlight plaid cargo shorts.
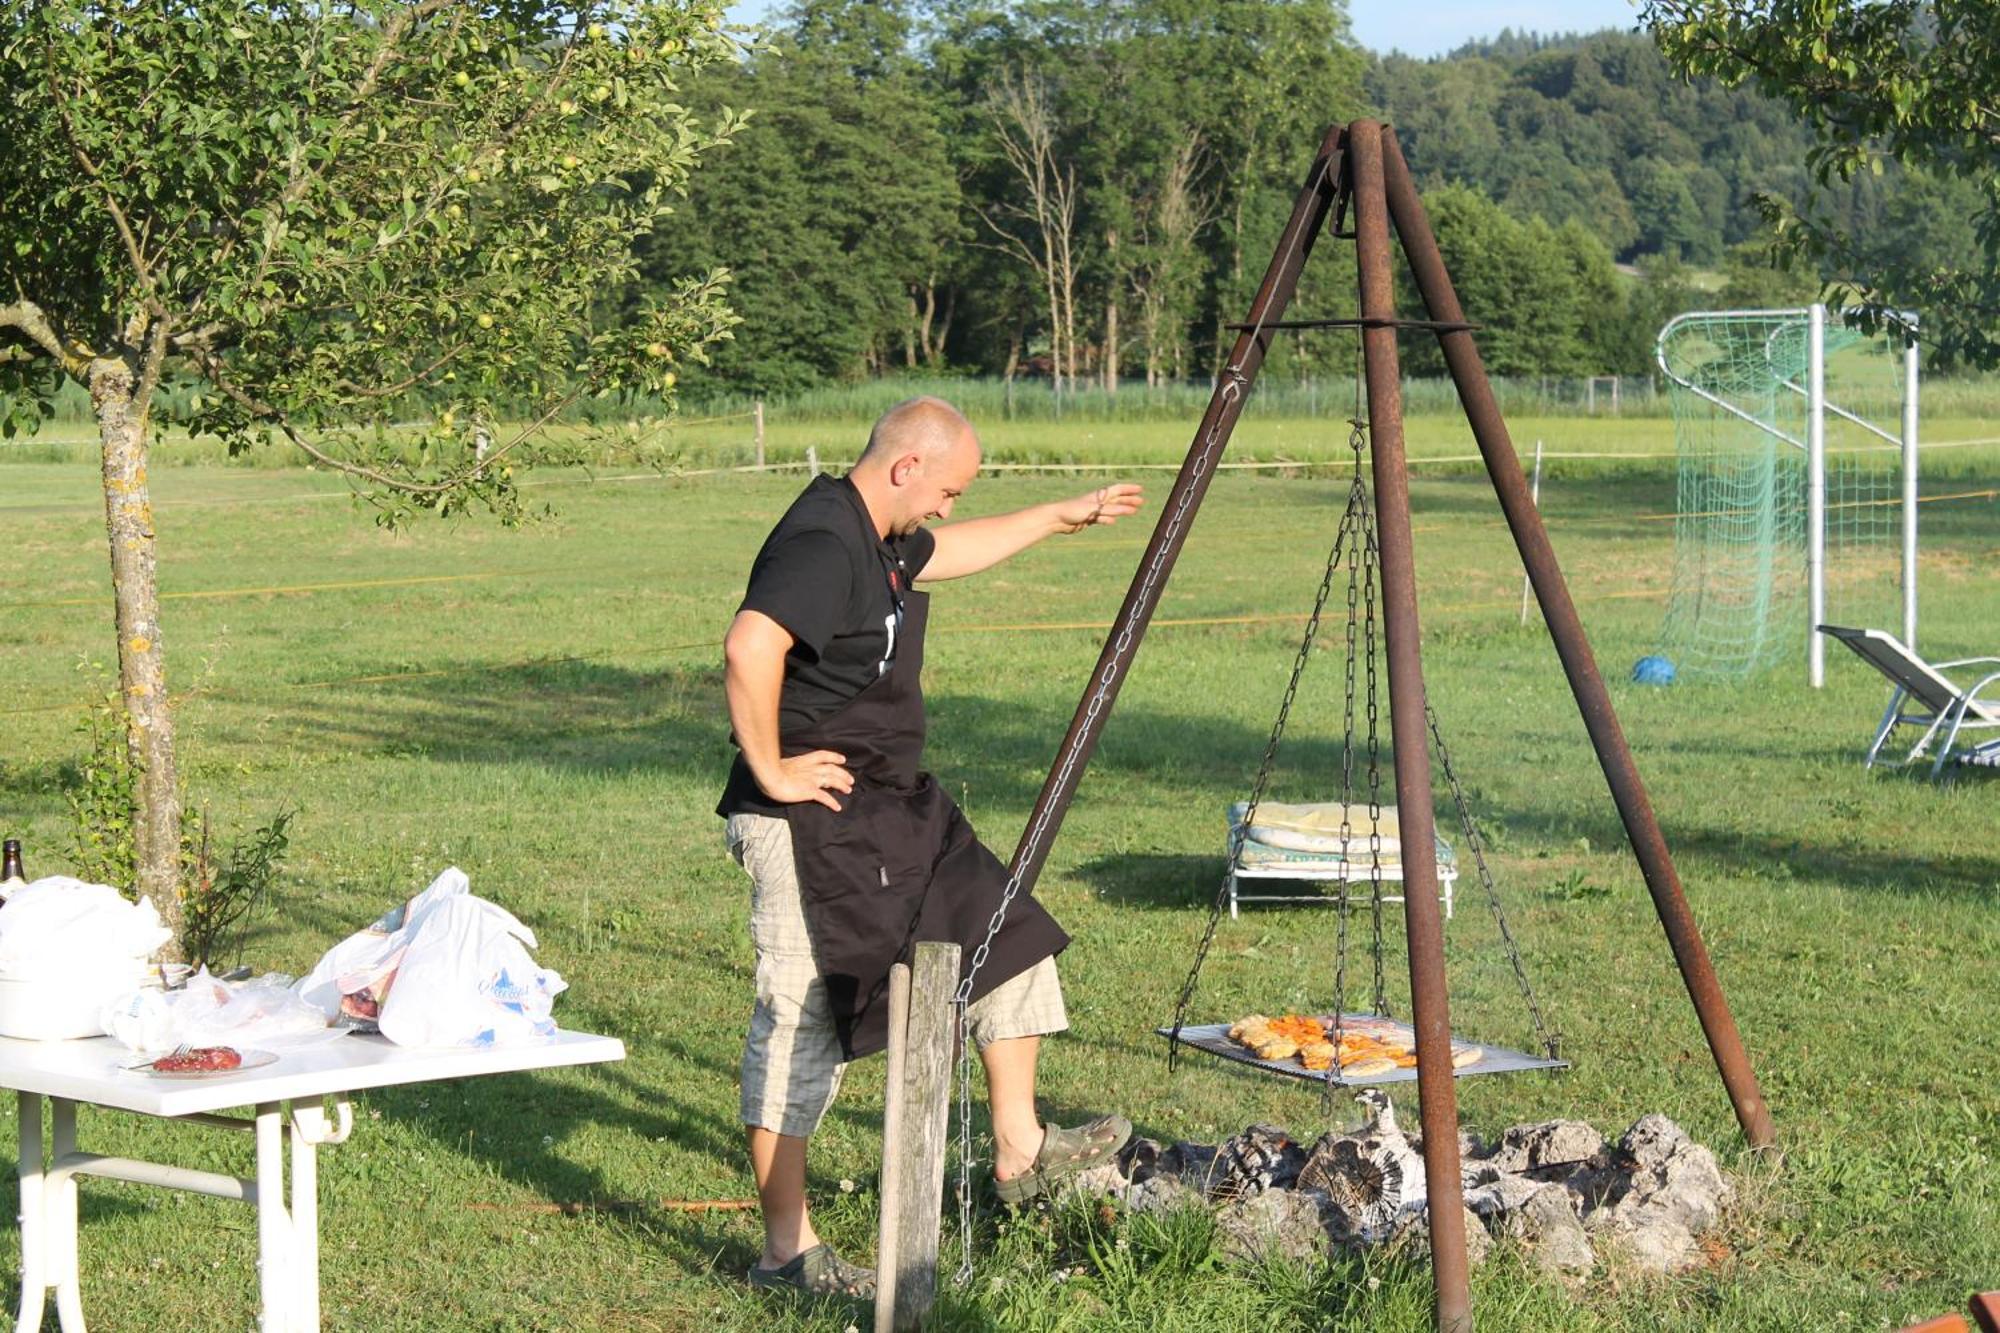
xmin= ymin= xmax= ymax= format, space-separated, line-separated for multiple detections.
xmin=725 ymin=812 xmax=1068 ymax=1138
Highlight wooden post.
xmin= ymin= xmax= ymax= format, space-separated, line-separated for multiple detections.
xmin=1520 ymin=439 xmax=1543 ymax=627
xmin=753 ymin=399 xmax=766 ymax=469
xmin=807 ymin=444 xmax=820 ymax=477
xmin=879 ymin=942 xmax=958 ymax=1332
xmin=872 ymin=963 xmax=912 ymax=1333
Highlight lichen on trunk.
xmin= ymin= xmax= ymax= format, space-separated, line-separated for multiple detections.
xmin=91 ymin=355 xmax=184 ymax=958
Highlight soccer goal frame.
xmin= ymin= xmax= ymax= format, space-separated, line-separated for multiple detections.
xmin=1654 ymin=303 xmax=1920 ymax=688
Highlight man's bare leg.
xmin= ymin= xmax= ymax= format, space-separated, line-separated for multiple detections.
xmin=747 ymin=1126 xmax=820 ymax=1267
xmin=980 ymin=1035 xmax=1046 ymax=1181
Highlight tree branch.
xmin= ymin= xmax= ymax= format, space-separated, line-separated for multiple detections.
xmin=0 ymin=299 xmax=92 ymax=376
xmin=49 ymin=67 xmax=166 ymax=323
xmin=333 ymin=342 xmax=468 ymax=399
xmin=191 ymin=345 xmax=585 ymax=497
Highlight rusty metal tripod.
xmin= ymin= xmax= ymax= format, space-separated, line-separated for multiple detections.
xmin=995 ymin=120 xmax=1777 ymax=1332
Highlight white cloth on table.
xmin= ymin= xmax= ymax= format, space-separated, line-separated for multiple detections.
xmin=0 ymin=878 xmax=171 ymax=971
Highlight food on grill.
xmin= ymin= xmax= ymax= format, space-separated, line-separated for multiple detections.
xmin=1226 ymin=1012 xmax=1459 ymax=1076
xmin=152 ymin=1046 xmax=242 ymax=1073
xmin=1299 ymin=1041 xmax=1338 ymax=1071
xmin=1229 ymin=1014 xmax=1273 ymax=1046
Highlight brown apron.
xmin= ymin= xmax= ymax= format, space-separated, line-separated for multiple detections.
xmin=781 ymin=588 xmax=1069 ymax=1060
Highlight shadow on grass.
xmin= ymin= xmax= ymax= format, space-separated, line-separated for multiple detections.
xmin=1073 ymin=852 xmax=1231 ymax=911
xmin=267 ymin=657 xmax=1361 ymax=813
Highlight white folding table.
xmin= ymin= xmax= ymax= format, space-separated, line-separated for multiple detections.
xmin=1 ymin=1029 xmax=625 ymax=1332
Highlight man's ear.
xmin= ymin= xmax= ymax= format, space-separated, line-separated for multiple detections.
xmin=890 ymin=453 xmax=922 ymax=486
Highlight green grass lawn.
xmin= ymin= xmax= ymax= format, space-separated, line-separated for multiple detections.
xmin=2 ymin=422 xmax=1998 ymax=1331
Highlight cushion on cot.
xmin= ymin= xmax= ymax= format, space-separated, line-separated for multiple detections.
xmin=1227 ymin=800 xmax=1405 ymax=856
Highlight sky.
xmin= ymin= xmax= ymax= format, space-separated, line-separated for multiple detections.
xmin=721 ymin=1 xmax=1645 ymax=61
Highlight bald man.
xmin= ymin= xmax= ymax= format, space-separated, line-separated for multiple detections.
xmin=718 ymin=397 xmax=1143 ymax=1297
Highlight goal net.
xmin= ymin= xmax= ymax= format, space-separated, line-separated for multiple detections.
xmin=1654 ymin=307 xmax=1917 ymax=683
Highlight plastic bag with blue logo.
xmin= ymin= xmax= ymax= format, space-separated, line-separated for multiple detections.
xmin=375 ymin=893 xmax=567 ymax=1048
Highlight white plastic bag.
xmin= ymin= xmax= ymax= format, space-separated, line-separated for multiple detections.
xmin=293 ymin=867 xmax=469 ymax=1022
xmin=102 ymin=969 xmax=335 ymax=1055
xmin=376 ymin=895 xmax=566 ymax=1049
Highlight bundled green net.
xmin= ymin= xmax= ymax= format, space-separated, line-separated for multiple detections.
xmin=1656 ymin=311 xmax=1906 ymax=681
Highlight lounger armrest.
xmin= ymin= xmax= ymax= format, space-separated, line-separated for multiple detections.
xmin=1936 ymin=655 xmax=2000 ymax=670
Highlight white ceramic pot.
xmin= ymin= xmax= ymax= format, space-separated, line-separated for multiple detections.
xmin=0 ymin=956 xmax=153 ymax=1040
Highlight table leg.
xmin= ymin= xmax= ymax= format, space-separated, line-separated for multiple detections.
xmin=49 ymin=1100 xmax=83 ymax=1332
xmin=255 ymin=1103 xmax=292 ymax=1333
xmin=288 ymin=1106 xmax=323 ymax=1331
xmin=15 ymin=1093 xmax=44 ymax=1333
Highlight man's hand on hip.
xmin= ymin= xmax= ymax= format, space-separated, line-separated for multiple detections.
xmin=758 ymin=749 xmax=854 ymax=811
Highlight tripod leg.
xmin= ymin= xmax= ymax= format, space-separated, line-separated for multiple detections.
xmin=1349 ymin=118 xmax=1472 ymax=1333
xmin=1377 ymin=123 xmax=1776 ymax=1153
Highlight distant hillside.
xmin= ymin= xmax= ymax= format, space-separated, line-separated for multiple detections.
xmin=1370 ymin=30 xmax=1823 ymax=266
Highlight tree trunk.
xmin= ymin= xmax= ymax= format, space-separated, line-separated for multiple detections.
xmin=932 ymin=285 xmax=954 ymax=367
xmin=916 ymin=279 xmax=937 ymax=366
xmin=1104 ymin=298 xmax=1119 ymax=394
xmin=904 ymin=293 xmax=919 ymax=370
xmin=92 ymin=358 xmax=184 ymax=953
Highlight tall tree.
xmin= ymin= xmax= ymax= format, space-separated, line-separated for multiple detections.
xmin=978 ymin=69 xmax=1084 ymax=392
xmin=0 ymin=1 xmax=739 ymax=939
xmin=1643 ymin=0 xmax=2000 ymax=365
xmin=640 ymin=0 xmax=962 ymax=390
xmin=1128 ymin=137 xmax=1215 ymax=385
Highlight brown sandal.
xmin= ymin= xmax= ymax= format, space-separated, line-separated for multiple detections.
xmin=747 ymin=1243 xmax=875 ymax=1299
xmin=994 ymin=1113 xmax=1134 ymax=1205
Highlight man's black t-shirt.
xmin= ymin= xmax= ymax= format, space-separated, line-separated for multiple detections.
xmin=717 ymin=474 xmax=935 ymax=816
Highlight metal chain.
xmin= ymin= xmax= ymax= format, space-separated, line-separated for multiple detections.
xmin=952 ymin=380 xmax=1234 ymax=1281
xmin=1168 ymin=475 xmax=1354 ymax=1060
xmin=1424 ymin=701 xmax=1561 ymax=1060
xmin=1327 ymin=419 xmax=1368 ymax=1106
xmin=1360 ymin=487 xmax=1388 ymax=1018
xmin=948 ymin=179 xmax=1335 ymax=1276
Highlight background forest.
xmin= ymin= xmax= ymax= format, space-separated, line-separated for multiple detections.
xmin=639 ymin=0 xmax=1985 ymax=397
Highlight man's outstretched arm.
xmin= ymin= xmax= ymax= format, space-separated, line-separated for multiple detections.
xmin=723 ymin=610 xmax=854 ymax=810
xmin=919 ymin=483 xmax=1144 ymax=582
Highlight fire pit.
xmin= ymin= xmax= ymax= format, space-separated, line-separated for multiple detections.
xmin=1065 ymin=1093 xmax=1734 ymax=1278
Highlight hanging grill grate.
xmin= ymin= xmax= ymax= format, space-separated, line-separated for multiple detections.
xmin=1163 ymin=398 xmax=1562 ymax=1097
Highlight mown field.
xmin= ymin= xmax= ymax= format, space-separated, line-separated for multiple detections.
xmin=2 ymin=414 xmax=1998 ymax=1331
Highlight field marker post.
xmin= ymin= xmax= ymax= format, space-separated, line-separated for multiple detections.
xmin=807 ymin=445 xmax=820 ymax=477
xmin=1520 ymin=439 xmax=1543 ymax=626
xmin=754 ymin=400 xmax=766 ymax=469
xmin=879 ymin=942 xmax=957 ymax=1331
xmin=872 ymin=963 xmax=913 ymax=1333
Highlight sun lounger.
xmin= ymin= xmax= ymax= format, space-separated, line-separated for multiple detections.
xmin=1818 ymin=625 xmax=2000 ymax=778
xmin=1226 ymin=801 xmax=1456 ymax=920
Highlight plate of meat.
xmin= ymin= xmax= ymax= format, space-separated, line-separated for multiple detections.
xmin=126 ymin=1046 xmax=278 ymax=1078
